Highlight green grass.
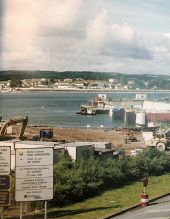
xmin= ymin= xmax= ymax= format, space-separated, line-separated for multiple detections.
xmin=46 ymin=174 xmax=170 ymax=219
xmin=7 ymin=174 xmax=170 ymax=219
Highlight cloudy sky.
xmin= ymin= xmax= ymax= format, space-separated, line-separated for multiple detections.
xmin=1 ymin=0 xmax=170 ymax=74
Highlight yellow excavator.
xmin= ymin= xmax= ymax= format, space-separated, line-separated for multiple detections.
xmin=0 ymin=116 xmax=28 ymax=140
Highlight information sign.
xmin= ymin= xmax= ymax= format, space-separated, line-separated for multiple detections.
xmin=15 ymin=147 xmax=53 ymax=202
xmin=0 ymin=176 xmax=10 ymax=190
xmin=15 ymin=166 xmax=53 ymax=178
xmin=0 ymin=147 xmax=11 ymax=175
xmin=0 ymin=191 xmax=10 ymax=206
xmin=15 ymin=189 xmax=53 ymax=202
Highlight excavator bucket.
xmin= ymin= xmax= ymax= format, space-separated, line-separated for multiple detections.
xmin=0 ymin=116 xmax=28 ymax=139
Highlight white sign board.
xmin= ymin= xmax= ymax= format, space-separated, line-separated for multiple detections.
xmin=15 ymin=166 xmax=53 ymax=178
xmin=15 ymin=147 xmax=53 ymax=202
xmin=15 ymin=189 xmax=53 ymax=202
xmin=0 ymin=147 xmax=11 ymax=175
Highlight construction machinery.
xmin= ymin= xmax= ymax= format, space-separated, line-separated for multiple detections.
xmin=127 ymin=133 xmax=138 ymax=142
xmin=0 ymin=116 xmax=28 ymax=140
xmin=126 ymin=129 xmax=138 ymax=142
xmin=39 ymin=128 xmax=53 ymax=139
xmin=31 ymin=128 xmax=54 ymax=141
xmin=149 ymin=129 xmax=170 ymax=151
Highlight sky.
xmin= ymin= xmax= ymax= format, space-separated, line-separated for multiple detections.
xmin=1 ymin=0 xmax=170 ymax=74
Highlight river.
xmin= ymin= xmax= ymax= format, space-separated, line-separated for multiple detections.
xmin=0 ymin=91 xmax=170 ymax=128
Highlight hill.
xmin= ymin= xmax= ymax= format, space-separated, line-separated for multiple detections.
xmin=0 ymin=70 xmax=166 ymax=81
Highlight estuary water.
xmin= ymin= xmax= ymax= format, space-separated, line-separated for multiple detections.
xmin=0 ymin=91 xmax=170 ymax=128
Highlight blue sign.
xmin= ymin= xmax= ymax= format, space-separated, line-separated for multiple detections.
xmin=0 ymin=175 xmax=10 ymax=190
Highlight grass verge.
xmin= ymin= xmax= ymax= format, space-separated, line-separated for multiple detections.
xmin=7 ymin=174 xmax=170 ymax=219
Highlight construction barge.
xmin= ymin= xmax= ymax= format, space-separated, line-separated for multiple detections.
xmin=78 ymin=93 xmax=170 ymax=126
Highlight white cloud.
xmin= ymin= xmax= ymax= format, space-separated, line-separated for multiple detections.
xmin=155 ymin=46 xmax=168 ymax=53
xmin=163 ymin=33 xmax=170 ymax=39
xmin=85 ymin=9 xmax=152 ymax=60
xmin=86 ymin=9 xmax=135 ymax=45
xmin=1 ymin=0 xmax=170 ymax=74
xmin=110 ymin=23 xmax=135 ymax=42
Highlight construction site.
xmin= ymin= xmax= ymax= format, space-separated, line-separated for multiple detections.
xmin=1 ymin=115 xmax=170 ymax=157
xmin=0 ymin=116 xmax=144 ymax=152
xmin=1 ymin=115 xmax=170 ymax=219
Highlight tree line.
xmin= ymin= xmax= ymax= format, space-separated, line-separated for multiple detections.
xmin=10 ymin=148 xmax=170 ymax=209
xmin=51 ymin=148 xmax=170 ymax=206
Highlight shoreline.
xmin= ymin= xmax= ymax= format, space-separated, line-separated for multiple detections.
xmin=1 ymin=87 xmax=170 ymax=93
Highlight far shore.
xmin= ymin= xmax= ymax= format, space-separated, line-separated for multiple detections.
xmin=1 ymin=87 xmax=170 ymax=93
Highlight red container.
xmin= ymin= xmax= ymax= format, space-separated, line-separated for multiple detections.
xmin=141 ymin=193 xmax=149 ymax=206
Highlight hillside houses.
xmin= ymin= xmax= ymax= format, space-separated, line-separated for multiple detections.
xmin=0 ymin=76 xmax=160 ymax=92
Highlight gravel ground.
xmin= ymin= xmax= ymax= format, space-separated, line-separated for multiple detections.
xmin=22 ymin=126 xmax=146 ymax=154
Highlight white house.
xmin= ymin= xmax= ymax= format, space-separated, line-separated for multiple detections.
xmin=109 ymin=78 xmax=117 ymax=84
xmin=57 ymin=83 xmax=74 ymax=89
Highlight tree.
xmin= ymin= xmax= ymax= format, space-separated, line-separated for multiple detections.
xmin=51 ymin=148 xmax=170 ymax=207
xmin=120 ymin=76 xmax=128 ymax=85
xmin=49 ymin=78 xmax=55 ymax=84
xmin=41 ymin=79 xmax=49 ymax=86
xmin=10 ymin=78 xmax=22 ymax=88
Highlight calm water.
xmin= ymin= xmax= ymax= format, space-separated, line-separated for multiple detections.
xmin=0 ymin=91 xmax=170 ymax=128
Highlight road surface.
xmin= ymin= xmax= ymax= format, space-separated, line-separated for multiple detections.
xmin=112 ymin=195 xmax=170 ymax=219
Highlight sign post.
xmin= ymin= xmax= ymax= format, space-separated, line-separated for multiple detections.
xmin=15 ymin=147 xmax=53 ymax=219
xmin=20 ymin=202 xmax=22 ymax=219
xmin=1 ymin=206 xmax=3 ymax=219
xmin=141 ymin=177 xmax=149 ymax=206
xmin=0 ymin=146 xmax=11 ymax=218
xmin=44 ymin=201 xmax=47 ymax=219
xmin=143 ymin=176 xmax=148 ymax=194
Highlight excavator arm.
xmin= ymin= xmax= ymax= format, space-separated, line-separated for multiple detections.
xmin=0 ymin=116 xmax=28 ymax=139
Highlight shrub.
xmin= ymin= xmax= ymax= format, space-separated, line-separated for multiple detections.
xmin=52 ymin=148 xmax=170 ymax=206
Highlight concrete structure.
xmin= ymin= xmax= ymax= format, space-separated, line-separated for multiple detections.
xmin=143 ymin=100 xmax=170 ymax=113
xmin=135 ymin=93 xmax=147 ymax=100
xmin=94 ymin=148 xmax=114 ymax=160
xmin=136 ymin=112 xmax=146 ymax=126
xmin=53 ymin=146 xmax=65 ymax=163
xmin=113 ymin=107 xmax=125 ymax=121
xmin=124 ymin=110 xmax=136 ymax=124
xmin=58 ymin=142 xmax=94 ymax=161
xmin=88 ymin=141 xmax=112 ymax=149
xmin=15 ymin=141 xmax=60 ymax=148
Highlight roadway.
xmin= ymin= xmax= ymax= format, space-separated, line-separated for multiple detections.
xmin=111 ymin=195 xmax=170 ymax=219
